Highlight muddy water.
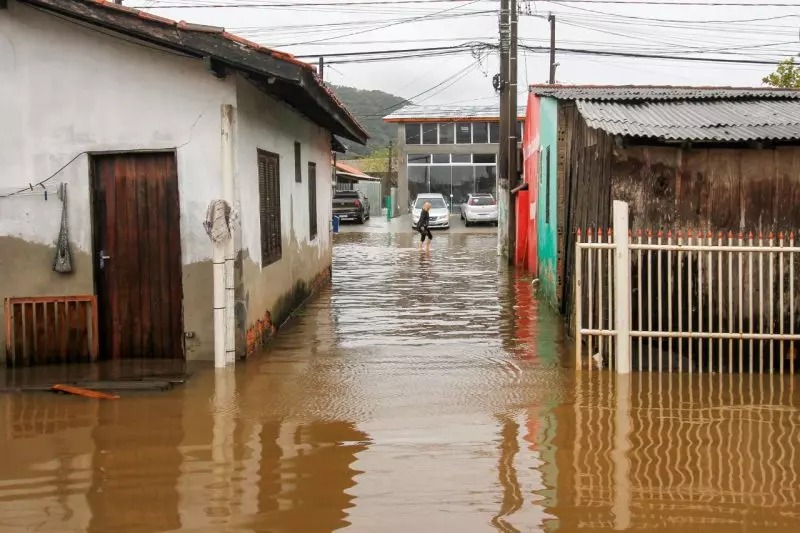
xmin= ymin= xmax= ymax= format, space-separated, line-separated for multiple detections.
xmin=1 ymin=229 xmax=799 ymax=532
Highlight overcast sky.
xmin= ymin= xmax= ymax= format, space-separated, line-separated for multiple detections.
xmin=138 ymin=0 xmax=799 ymax=105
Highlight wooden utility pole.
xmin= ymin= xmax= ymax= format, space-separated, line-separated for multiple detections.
xmin=497 ymin=0 xmax=511 ymax=259
xmin=548 ymin=14 xmax=557 ymax=84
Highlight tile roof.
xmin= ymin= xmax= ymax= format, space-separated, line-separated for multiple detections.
xmin=334 ymin=160 xmax=380 ymax=181
xmin=17 ymin=0 xmax=367 ymax=143
xmin=384 ymin=103 xmax=527 ymax=122
xmin=530 ymin=85 xmax=800 ymax=101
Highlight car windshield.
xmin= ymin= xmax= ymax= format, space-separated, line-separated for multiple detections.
xmin=415 ymin=197 xmax=446 ymax=209
xmin=470 ymin=196 xmax=495 ymax=206
xmin=334 ymin=191 xmax=358 ymax=198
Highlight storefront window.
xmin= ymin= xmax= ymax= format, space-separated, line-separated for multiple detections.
xmin=408 ymin=166 xmax=429 ymax=201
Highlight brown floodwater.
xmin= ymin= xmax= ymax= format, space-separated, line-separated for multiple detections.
xmin=1 ymin=226 xmax=799 ymax=532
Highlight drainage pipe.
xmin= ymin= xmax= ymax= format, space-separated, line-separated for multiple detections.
xmin=221 ymin=104 xmax=236 ymax=365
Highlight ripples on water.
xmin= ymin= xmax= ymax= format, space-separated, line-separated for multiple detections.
xmin=0 ymin=230 xmax=798 ymax=532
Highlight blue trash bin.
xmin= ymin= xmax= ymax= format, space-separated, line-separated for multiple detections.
xmin=332 ymin=215 xmax=340 ymax=234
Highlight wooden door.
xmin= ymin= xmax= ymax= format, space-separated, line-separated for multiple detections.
xmin=91 ymin=152 xmax=184 ymax=360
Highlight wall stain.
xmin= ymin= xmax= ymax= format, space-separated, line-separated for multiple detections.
xmin=244 ymin=267 xmax=331 ymax=356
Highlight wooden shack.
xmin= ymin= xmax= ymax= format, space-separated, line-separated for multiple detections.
xmin=522 ymin=86 xmax=800 ymax=324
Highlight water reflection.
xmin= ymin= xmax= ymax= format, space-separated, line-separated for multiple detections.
xmin=547 ymin=372 xmax=800 ymax=531
xmin=492 ymin=415 xmax=523 ymax=533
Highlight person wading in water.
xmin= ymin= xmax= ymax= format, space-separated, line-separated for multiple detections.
xmin=416 ymin=201 xmax=433 ymax=252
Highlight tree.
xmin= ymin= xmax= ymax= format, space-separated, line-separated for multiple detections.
xmin=762 ymin=57 xmax=800 ymax=89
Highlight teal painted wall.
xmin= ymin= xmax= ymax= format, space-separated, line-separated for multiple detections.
xmin=537 ymin=97 xmax=559 ymax=308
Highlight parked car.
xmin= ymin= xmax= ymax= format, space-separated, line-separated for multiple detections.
xmin=461 ymin=193 xmax=498 ymax=226
xmin=332 ymin=190 xmax=370 ymax=224
xmin=411 ymin=193 xmax=450 ymax=229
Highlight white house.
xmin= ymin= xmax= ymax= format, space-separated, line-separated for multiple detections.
xmin=0 ymin=0 xmax=368 ymax=365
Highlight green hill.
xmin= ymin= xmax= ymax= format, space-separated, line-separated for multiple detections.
xmin=328 ymin=85 xmax=406 ymax=156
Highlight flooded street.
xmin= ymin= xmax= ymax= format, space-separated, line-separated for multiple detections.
xmin=1 ymin=219 xmax=799 ymax=532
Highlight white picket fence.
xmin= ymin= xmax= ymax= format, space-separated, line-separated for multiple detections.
xmin=575 ymin=201 xmax=799 ymax=375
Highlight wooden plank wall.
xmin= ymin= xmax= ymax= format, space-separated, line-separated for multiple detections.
xmin=4 ymin=296 xmax=99 ymax=367
xmin=560 ymin=106 xmax=800 ymax=352
xmin=614 ymin=144 xmax=800 ymax=233
xmin=559 ymin=104 xmax=614 ymax=336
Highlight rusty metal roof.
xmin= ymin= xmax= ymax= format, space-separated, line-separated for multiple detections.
xmin=384 ymin=103 xmax=527 ymax=123
xmin=577 ymin=99 xmax=800 ymax=142
xmin=528 ymin=85 xmax=800 ymax=142
xmin=17 ymin=0 xmax=368 ymax=144
xmin=530 ymin=85 xmax=800 ymax=101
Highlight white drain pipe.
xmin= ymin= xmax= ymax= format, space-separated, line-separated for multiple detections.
xmin=212 ymin=221 xmax=227 ymax=368
xmin=221 ymin=104 xmax=236 ymax=365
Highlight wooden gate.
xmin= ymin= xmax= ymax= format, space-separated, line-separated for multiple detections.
xmin=4 ymin=296 xmax=99 ymax=366
xmin=91 ymin=152 xmax=184 ymax=360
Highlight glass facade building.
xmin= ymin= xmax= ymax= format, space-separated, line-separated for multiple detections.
xmin=385 ymin=106 xmax=525 ymax=215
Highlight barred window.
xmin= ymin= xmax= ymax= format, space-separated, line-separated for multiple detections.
xmin=308 ymin=162 xmax=318 ymax=240
xmin=257 ymin=150 xmax=282 ymax=266
xmin=294 ymin=141 xmax=302 ymax=182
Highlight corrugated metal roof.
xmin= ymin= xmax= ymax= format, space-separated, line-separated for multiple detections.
xmin=530 ymin=85 xmax=800 ymax=102
xmin=384 ymin=103 xmax=527 ymax=122
xmin=576 ymin=99 xmax=800 ymax=142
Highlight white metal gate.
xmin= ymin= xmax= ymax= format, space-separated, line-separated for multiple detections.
xmin=575 ymin=201 xmax=798 ymax=375
xmin=354 ymin=181 xmax=383 ymax=217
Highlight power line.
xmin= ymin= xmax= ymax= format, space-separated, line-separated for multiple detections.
xmin=135 ymin=0 xmax=481 ymax=6
xmin=547 ymin=2 xmax=799 ymax=24
xmin=136 ymin=0 xmax=800 ymax=6
xmin=549 ymin=0 xmax=800 ymax=5
xmin=279 ymin=0 xmax=484 ymax=47
xmin=294 ymin=43 xmax=478 ymax=59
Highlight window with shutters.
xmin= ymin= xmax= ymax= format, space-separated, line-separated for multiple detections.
xmin=257 ymin=150 xmax=282 ymax=267
xmin=308 ymin=162 xmax=318 ymax=240
xmin=294 ymin=142 xmax=302 ymax=182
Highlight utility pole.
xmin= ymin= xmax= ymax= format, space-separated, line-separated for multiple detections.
xmin=319 ymin=56 xmax=324 ymax=81
xmin=497 ymin=0 xmax=510 ymax=260
xmin=507 ymin=0 xmax=518 ymax=265
xmin=548 ymin=14 xmax=557 ymax=84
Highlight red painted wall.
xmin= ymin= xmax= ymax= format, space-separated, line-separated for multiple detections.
xmin=519 ymin=92 xmax=541 ymax=275
xmin=516 ymin=190 xmax=529 ymax=266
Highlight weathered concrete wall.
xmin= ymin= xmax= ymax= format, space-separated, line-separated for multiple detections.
xmin=234 ymin=78 xmax=334 ymax=355
xmin=0 ymin=2 xmax=230 ymax=360
xmin=1 ymin=2 xmax=337 ymax=362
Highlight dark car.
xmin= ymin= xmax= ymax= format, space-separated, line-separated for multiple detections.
xmin=332 ymin=190 xmax=370 ymax=224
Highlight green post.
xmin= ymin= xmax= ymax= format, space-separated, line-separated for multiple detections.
xmin=386 ymin=195 xmax=392 ymax=221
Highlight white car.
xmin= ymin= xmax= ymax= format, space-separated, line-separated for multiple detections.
xmin=461 ymin=193 xmax=498 ymax=226
xmin=411 ymin=193 xmax=450 ymax=229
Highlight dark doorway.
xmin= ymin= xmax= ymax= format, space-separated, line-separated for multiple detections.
xmin=91 ymin=152 xmax=184 ymax=360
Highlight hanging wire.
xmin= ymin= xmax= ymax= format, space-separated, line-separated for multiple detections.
xmin=0 ymin=151 xmax=87 ymax=199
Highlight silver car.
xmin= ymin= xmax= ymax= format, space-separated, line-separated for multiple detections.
xmin=461 ymin=193 xmax=498 ymax=226
xmin=411 ymin=193 xmax=450 ymax=229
